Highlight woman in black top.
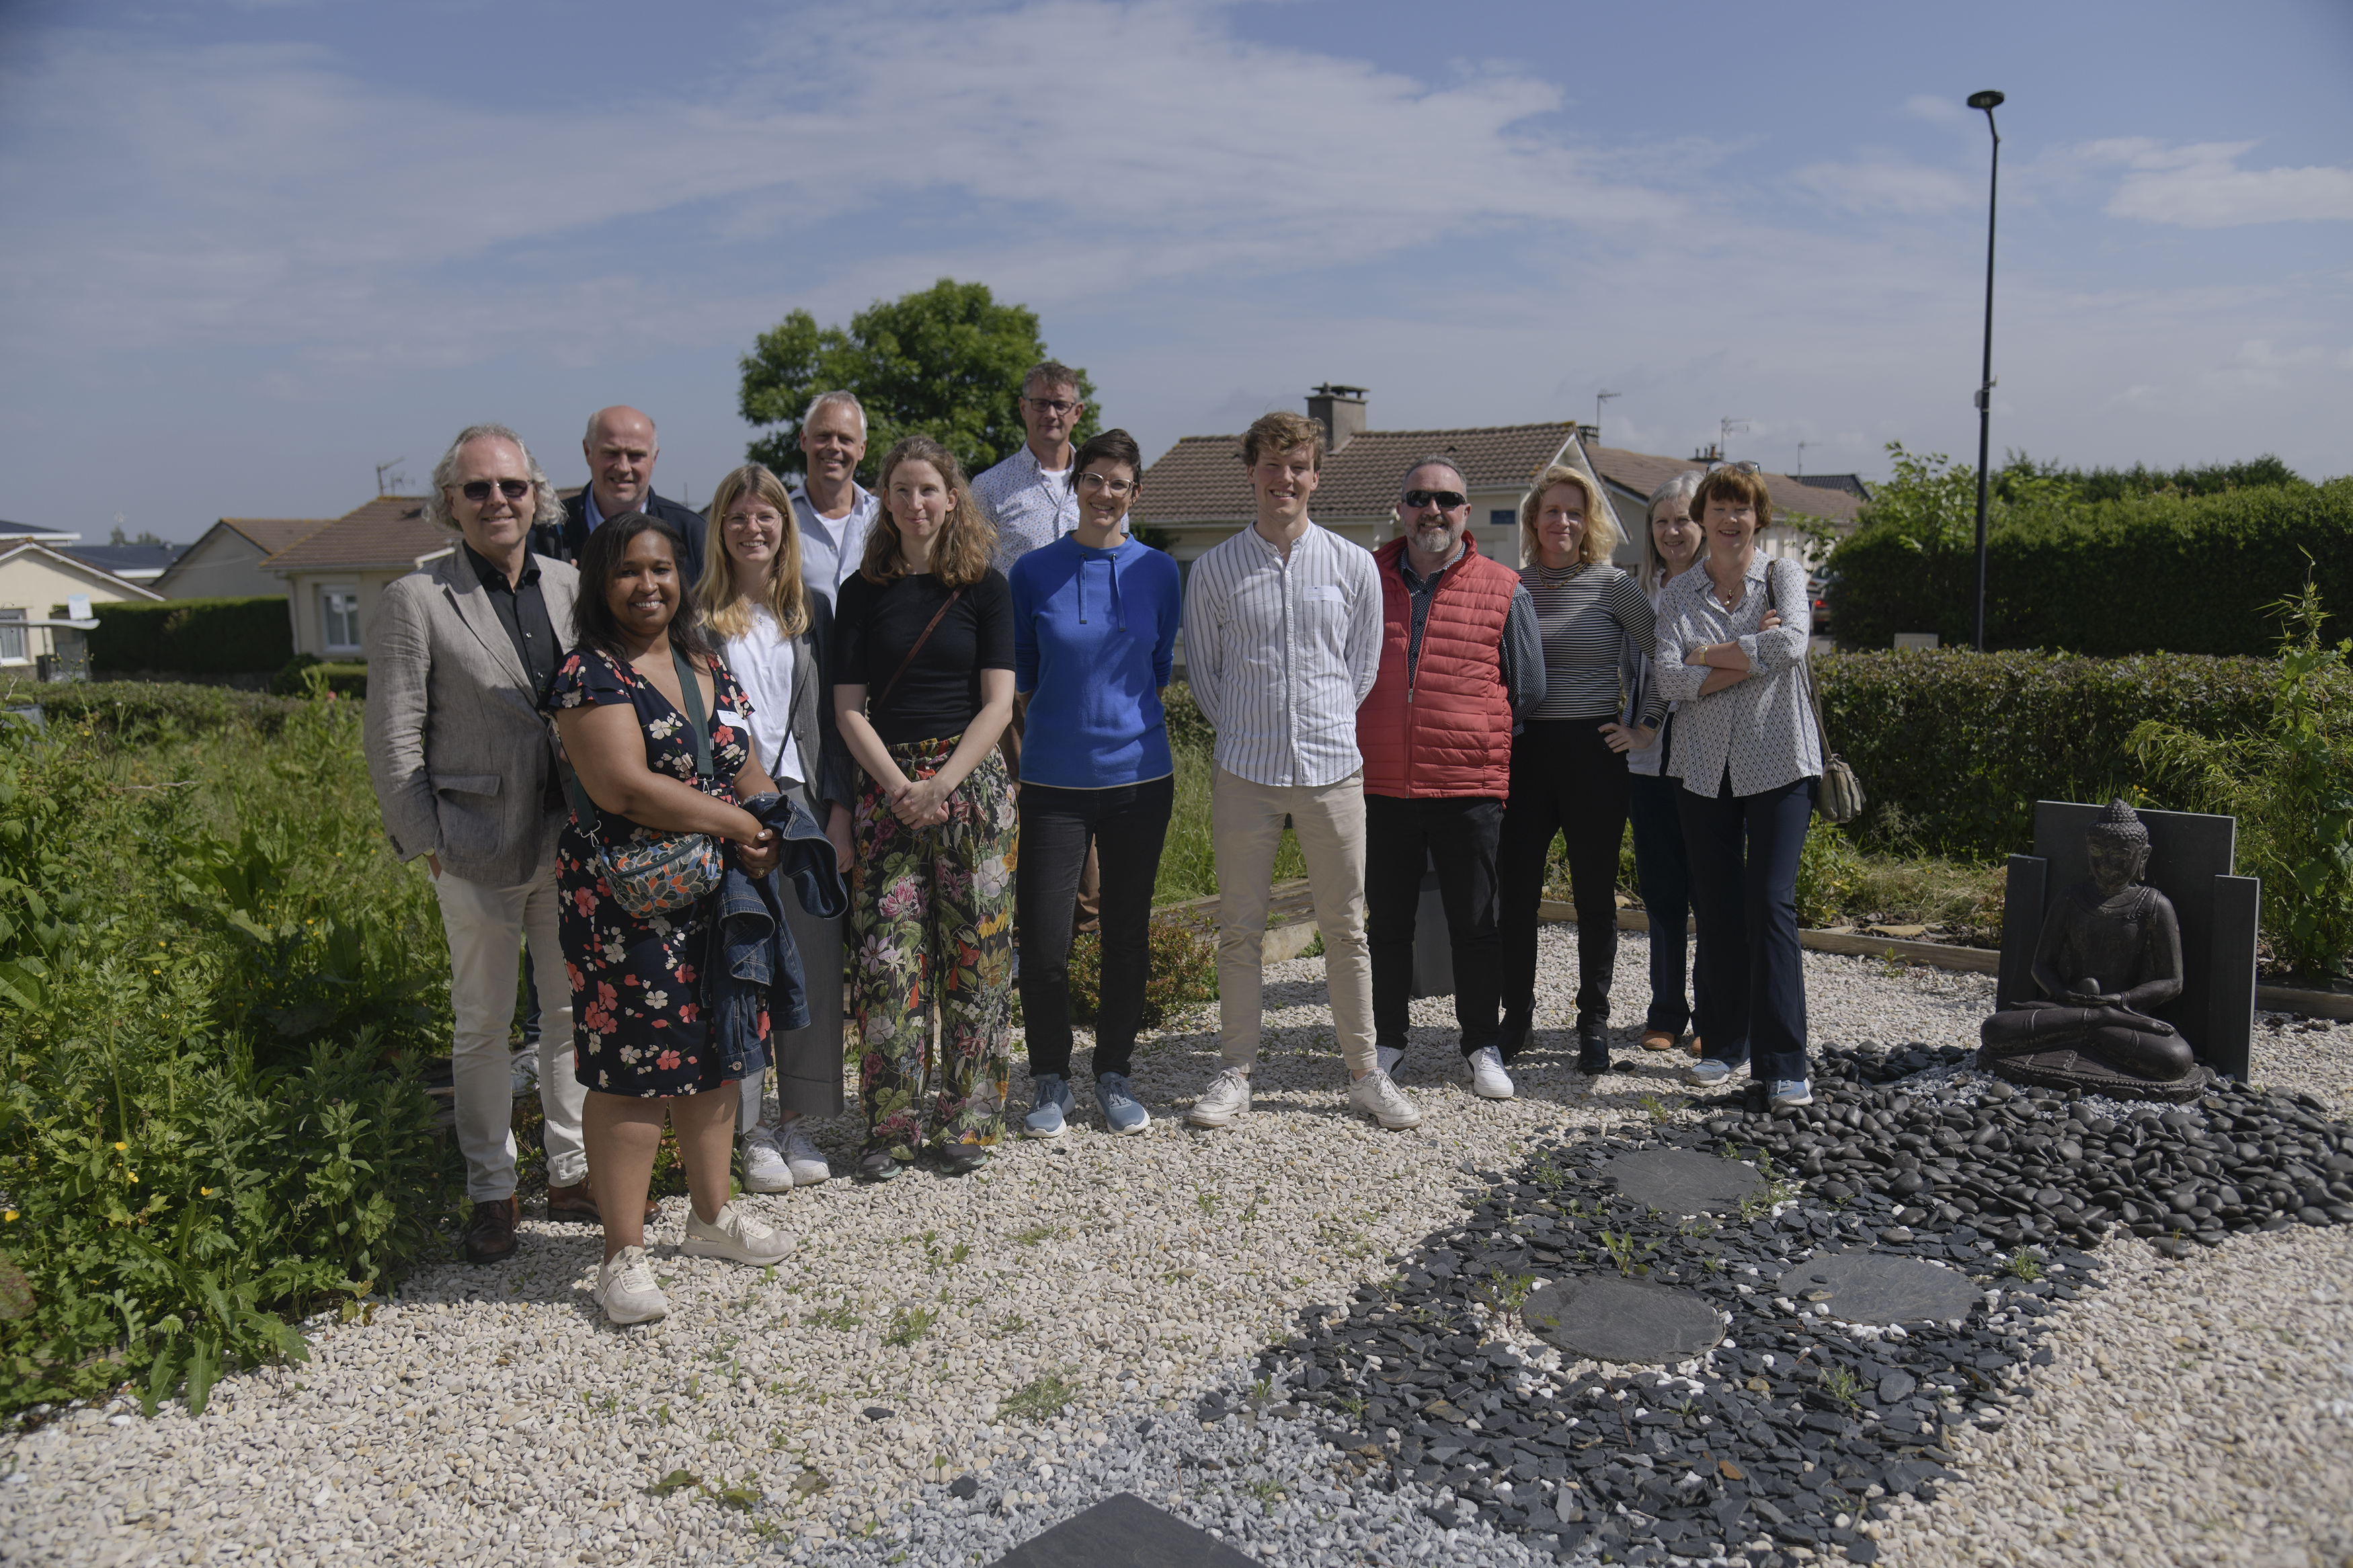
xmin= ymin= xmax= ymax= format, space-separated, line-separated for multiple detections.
xmin=833 ymin=436 xmax=1017 ymax=1180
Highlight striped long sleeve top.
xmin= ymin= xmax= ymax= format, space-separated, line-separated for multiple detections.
xmin=1519 ymin=560 xmax=1664 ymax=724
xmin=1181 ymin=520 xmax=1382 ymax=788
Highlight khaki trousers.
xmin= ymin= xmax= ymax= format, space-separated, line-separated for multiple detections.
xmin=1209 ymin=766 xmax=1375 ymax=1074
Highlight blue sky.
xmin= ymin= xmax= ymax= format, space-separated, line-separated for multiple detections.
xmin=2 ymin=0 xmax=2348 ymax=540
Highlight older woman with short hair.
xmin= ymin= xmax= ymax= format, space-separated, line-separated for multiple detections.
xmin=1496 ymin=464 xmax=1662 ymax=1078
xmin=1652 ymin=465 xmax=1821 ymax=1108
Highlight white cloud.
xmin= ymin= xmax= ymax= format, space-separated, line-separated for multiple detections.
xmin=2201 ymin=337 xmax=2325 ymax=393
xmin=1902 ymin=93 xmax=1967 ymax=126
xmin=2083 ymin=138 xmax=2353 ymax=227
xmin=1790 ymin=157 xmax=1972 ymax=215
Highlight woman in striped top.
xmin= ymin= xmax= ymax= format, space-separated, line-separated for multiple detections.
xmin=1496 ymin=464 xmax=1662 ymax=1076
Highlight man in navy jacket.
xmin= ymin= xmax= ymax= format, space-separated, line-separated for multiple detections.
xmin=532 ymin=405 xmax=709 ymax=583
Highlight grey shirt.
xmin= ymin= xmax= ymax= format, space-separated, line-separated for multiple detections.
xmin=789 ymin=482 xmax=878 ymax=616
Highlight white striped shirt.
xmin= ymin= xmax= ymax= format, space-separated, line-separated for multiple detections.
xmin=1182 ymin=520 xmax=1381 ymax=788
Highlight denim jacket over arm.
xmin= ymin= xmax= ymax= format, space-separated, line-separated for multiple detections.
xmin=707 ymin=791 xmax=848 ymax=1073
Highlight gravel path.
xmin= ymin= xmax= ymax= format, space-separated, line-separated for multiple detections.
xmin=3 ymin=929 xmax=2347 ymax=1567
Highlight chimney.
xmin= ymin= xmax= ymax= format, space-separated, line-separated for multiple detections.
xmin=1306 ymin=383 xmax=1368 ymax=454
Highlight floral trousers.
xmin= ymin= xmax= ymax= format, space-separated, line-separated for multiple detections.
xmin=848 ymin=735 xmax=1017 ymax=1159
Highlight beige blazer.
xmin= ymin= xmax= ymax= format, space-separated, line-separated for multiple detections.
xmin=363 ymin=547 xmax=581 ymax=888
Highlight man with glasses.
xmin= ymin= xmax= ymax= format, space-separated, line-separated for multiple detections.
xmin=789 ymin=390 xmax=877 ymax=614
xmin=534 ymin=405 xmax=709 ymax=585
xmin=1356 ymin=458 xmax=1543 ymax=1100
xmin=365 ymin=424 xmax=649 ymax=1265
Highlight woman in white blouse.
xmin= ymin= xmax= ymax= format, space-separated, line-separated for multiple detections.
xmin=1650 ymin=464 xmax=1821 ymax=1108
xmin=698 ymin=464 xmax=855 ymax=1192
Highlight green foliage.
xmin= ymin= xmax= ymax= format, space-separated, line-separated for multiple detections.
xmin=2130 ymin=577 xmax=2353 ymax=980
xmin=1794 ymin=817 xmax=1865 ymax=929
xmin=6 ymin=678 xmax=304 ymax=744
xmin=738 ymin=279 xmax=1098 ymax=483
xmin=272 ymin=657 xmax=368 ymax=699
xmin=0 ymin=688 xmax=458 ymax=1415
xmin=89 ymin=596 xmax=294 ymax=676
xmin=1999 ymin=451 xmax=2303 ymax=506
xmin=1062 ymin=910 xmax=1220 ymax=1028
xmin=1000 ymin=1370 xmax=1075 ymax=1422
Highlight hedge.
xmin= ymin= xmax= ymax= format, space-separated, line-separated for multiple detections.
xmin=1825 ymin=478 xmax=2353 ymax=655
xmin=0 ymin=677 xmax=305 ymax=741
xmin=89 ymin=595 xmax=294 ymax=675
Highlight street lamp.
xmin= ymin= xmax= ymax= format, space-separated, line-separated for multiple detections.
xmin=1967 ymin=88 xmax=2004 ymax=652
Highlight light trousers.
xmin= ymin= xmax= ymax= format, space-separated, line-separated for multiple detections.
xmin=737 ymin=884 xmax=847 ymax=1134
xmin=1209 ymin=766 xmax=1375 ymax=1075
xmin=432 ymin=862 xmax=589 ymax=1199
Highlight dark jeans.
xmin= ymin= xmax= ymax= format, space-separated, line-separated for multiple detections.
xmin=1627 ymin=770 xmax=1708 ymax=1037
xmin=1015 ymin=776 xmax=1174 ymax=1082
xmin=1499 ymin=718 xmax=1630 ymax=1030
xmin=1677 ymin=772 xmax=1815 ymax=1085
xmin=1364 ymin=793 xmax=1504 ymax=1059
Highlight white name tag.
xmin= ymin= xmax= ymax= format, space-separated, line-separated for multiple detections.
xmin=1302 ymin=584 xmax=1345 ymax=604
xmin=716 ymin=709 xmax=745 ymax=725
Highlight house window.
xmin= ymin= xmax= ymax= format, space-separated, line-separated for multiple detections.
xmin=1489 ymin=509 xmax=1515 ymax=532
xmin=321 ymin=589 xmax=361 ymax=654
xmin=0 ymin=609 xmax=24 ymax=663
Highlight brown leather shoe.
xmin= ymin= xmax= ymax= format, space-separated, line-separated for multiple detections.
xmin=1640 ymin=1029 xmax=1679 ymax=1052
xmin=464 ymin=1196 xmax=520 ymax=1265
xmin=547 ymin=1178 xmax=662 ymax=1225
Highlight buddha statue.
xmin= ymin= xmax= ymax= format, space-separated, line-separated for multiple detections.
xmin=1979 ymin=799 xmax=2214 ymax=1102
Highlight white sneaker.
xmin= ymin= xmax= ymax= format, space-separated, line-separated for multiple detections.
xmin=1468 ymin=1044 xmax=1515 ymax=1100
xmin=680 ymin=1202 xmax=794 ymax=1266
xmin=1349 ymin=1068 xmax=1423 ymax=1130
xmin=1186 ymin=1067 xmax=1252 ymax=1128
xmin=777 ymin=1118 xmax=832 ymax=1186
xmin=740 ymin=1126 xmax=793 ymax=1194
xmin=594 ymin=1245 xmax=668 ymax=1325
xmin=1375 ymin=1044 xmax=1404 ymax=1075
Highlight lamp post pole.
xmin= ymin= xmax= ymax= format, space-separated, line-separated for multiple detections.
xmin=1968 ymin=89 xmax=2004 ymax=653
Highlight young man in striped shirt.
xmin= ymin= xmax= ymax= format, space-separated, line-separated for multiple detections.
xmin=1181 ymin=411 xmax=1422 ymax=1131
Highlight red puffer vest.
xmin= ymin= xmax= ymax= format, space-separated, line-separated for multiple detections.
xmin=1357 ymin=534 xmax=1519 ymax=798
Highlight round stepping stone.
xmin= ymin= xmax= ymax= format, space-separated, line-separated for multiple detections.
xmin=1606 ymin=1147 xmax=1765 ymax=1215
xmin=1790 ymin=1251 xmax=1982 ymax=1324
xmin=1522 ymin=1275 xmax=1722 ymax=1364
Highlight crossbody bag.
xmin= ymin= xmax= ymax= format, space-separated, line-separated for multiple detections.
xmin=559 ymin=643 xmax=728 ymax=917
xmin=1765 ymin=565 xmax=1865 ymax=825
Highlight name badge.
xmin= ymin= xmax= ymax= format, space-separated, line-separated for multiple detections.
xmin=1302 ymin=584 xmax=1345 ymax=604
xmin=716 ymin=709 xmax=745 ymax=726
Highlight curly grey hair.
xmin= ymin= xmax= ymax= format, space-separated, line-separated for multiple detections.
xmin=426 ymin=423 xmax=565 ymax=532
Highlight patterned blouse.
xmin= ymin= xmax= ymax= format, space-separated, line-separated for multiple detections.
xmin=1650 ymin=554 xmax=1822 ymax=798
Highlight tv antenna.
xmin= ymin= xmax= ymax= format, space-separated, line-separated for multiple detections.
xmin=376 ymin=458 xmax=407 ymax=495
xmin=1593 ymin=390 xmax=1621 ymax=442
xmin=1718 ymin=419 xmax=1751 ymax=460
xmin=1796 ymin=442 xmax=1813 ymax=476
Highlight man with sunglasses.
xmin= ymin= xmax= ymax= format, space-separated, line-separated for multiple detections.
xmin=1357 ymin=458 xmax=1543 ymax=1101
xmin=532 ymin=405 xmax=709 ymax=585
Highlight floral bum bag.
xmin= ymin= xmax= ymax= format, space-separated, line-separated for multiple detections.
xmin=558 ymin=643 xmax=727 ymax=917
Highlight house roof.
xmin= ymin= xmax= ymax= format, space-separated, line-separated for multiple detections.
xmin=1583 ymin=444 xmax=1869 ymax=528
xmin=0 ymin=540 xmax=166 ymax=600
xmin=262 ymin=497 xmax=452 ymax=573
xmin=63 ymin=544 xmax=188 ymax=581
xmin=1133 ymin=422 xmax=1581 ymax=526
xmin=0 ymin=520 xmax=79 ymax=545
xmin=216 ymin=517 xmax=336 ymax=554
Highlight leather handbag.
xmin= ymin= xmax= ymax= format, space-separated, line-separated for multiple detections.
xmin=559 ymin=644 xmax=728 ymax=917
xmin=1767 ymin=565 xmax=1865 ymax=826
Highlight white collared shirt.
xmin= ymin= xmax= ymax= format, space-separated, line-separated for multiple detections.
xmin=972 ymin=444 xmax=1080 ymax=573
xmin=789 ymin=482 xmax=878 ymax=615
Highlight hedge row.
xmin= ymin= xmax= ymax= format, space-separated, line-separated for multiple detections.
xmin=0 ymin=678 xmax=305 ymax=741
xmin=1825 ymin=479 xmax=2353 ymax=655
xmin=89 ymin=595 xmax=293 ymax=675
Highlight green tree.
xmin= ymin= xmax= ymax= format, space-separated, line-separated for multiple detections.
xmin=737 ymin=278 xmax=1097 ymax=482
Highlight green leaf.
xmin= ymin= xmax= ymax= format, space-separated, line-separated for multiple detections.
xmin=645 ymin=1468 xmax=702 ymax=1497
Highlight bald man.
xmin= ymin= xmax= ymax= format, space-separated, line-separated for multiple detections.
xmin=535 ymin=405 xmax=710 ymax=583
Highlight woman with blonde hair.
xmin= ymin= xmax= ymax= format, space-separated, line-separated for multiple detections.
xmin=696 ymin=463 xmax=855 ymax=1192
xmin=832 ymin=436 xmax=1018 ymax=1180
xmin=1495 ymin=462 xmax=1663 ymax=1077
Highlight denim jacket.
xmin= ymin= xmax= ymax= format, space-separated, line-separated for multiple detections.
xmin=708 ymin=791 xmax=848 ymax=1074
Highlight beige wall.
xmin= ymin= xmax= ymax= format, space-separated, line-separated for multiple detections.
xmin=282 ymin=567 xmax=419 ymax=660
xmin=158 ymin=532 xmax=283 ymax=600
xmin=0 ymin=551 xmax=153 ymax=620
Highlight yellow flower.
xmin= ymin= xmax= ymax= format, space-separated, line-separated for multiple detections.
xmin=114 ymin=1141 xmax=128 ymax=1151
xmin=3 ymin=1211 xmax=16 ymax=1223
xmin=201 ymin=1187 xmax=214 ymax=1196
xmin=128 ymin=1172 xmax=139 ymax=1182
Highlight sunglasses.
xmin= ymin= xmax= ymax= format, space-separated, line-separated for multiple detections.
xmin=1401 ymin=489 xmax=1468 ymax=511
xmin=1711 ymin=460 xmax=1763 ymax=474
xmin=457 ymin=479 xmax=534 ymax=502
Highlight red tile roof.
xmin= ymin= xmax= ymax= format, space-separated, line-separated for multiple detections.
xmin=1584 ymin=445 xmax=1867 ymax=527
xmin=1133 ymin=423 xmax=1581 ymax=526
xmin=218 ymin=518 xmax=334 ymax=554
xmin=262 ymin=497 xmax=452 ymax=573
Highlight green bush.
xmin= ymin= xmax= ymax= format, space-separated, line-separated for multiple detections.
xmin=1160 ymin=681 xmax=1213 ymax=754
xmin=1 ymin=677 xmax=305 ymax=743
xmin=1063 ymin=910 xmax=1221 ymax=1028
xmin=89 ymin=596 xmax=294 ymax=676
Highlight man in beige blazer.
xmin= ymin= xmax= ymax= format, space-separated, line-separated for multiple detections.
xmin=364 ymin=421 xmax=621 ymax=1264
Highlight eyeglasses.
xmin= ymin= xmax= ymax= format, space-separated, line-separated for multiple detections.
xmin=1077 ymin=472 xmax=1134 ymax=497
xmin=457 ymin=479 xmax=533 ymax=502
xmin=1024 ymin=397 xmax=1080 ymax=415
xmin=1401 ymin=489 xmax=1468 ymax=511
xmin=1711 ymin=460 xmax=1762 ymax=474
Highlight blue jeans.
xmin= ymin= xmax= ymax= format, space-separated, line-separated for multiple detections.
xmin=1627 ymin=771 xmax=1706 ymax=1037
xmin=1676 ymin=772 xmax=1814 ymax=1085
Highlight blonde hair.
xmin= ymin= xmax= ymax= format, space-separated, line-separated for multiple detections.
xmin=699 ymin=464 xmax=809 ymax=639
xmin=1240 ymin=410 xmax=1326 ymax=470
xmin=861 ymin=437 xmax=996 ymax=590
xmin=1519 ymin=464 xmax=1618 ymax=566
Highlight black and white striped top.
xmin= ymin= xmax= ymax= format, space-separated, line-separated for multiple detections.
xmin=1518 ymin=560 xmax=1662 ymax=724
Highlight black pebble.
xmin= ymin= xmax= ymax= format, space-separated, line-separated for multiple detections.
xmin=948 ymin=1475 xmax=978 ymax=1499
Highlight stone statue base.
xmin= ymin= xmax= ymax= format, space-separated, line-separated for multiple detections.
xmin=1977 ymin=1045 xmax=2215 ymax=1104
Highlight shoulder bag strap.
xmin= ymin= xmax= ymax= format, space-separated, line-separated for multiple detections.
xmin=671 ymin=642 xmax=715 ymax=780
xmin=875 ymin=586 xmax=963 ymax=710
xmin=1766 ymin=563 xmax=1835 ymax=760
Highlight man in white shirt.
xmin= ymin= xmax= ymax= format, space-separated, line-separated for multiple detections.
xmin=1181 ymin=410 xmax=1421 ymax=1132
xmin=788 ymin=390 xmax=878 ymax=614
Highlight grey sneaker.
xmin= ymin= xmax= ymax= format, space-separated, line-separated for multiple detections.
xmin=1349 ymin=1068 xmax=1423 ymax=1130
xmin=1769 ymin=1079 xmax=1814 ymax=1108
xmin=680 ymin=1202 xmax=794 ymax=1266
xmin=1186 ymin=1066 xmax=1252 ymax=1128
xmin=1683 ymin=1058 xmax=1733 ymax=1089
xmin=740 ymin=1126 xmax=792 ymax=1194
xmin=594 ymin=1245 xmax=668 ymax=1325
xmin=777 ymin=1118 xmax=832 ymax=1186
xmin=1024 ymin=1073 xmax=1072 ymax=1139
xmin=1094 ymin=1073 xmax=1149 ymax=1134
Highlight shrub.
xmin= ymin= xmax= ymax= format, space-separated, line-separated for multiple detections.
xmin=1064 ymin=911 xmax=1220 ymax=1028
xmin=0 ymin=677 xmax=304 ymax=743
xmin=1160 ymin=681 xmax=1213 ymax=754
xmin=89 ymin=596 xmax=294 ymax=676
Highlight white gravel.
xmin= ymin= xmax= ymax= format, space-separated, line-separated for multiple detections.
xmin=3 ymin=927 xmax=2347 ymax=1567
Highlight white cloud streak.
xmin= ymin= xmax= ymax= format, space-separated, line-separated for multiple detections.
xmin=2085 ymin=138 xmax=2353 ymax=227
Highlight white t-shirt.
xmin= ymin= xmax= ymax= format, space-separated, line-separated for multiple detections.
xmin=721 ymin=606 xmax=801 ymax=788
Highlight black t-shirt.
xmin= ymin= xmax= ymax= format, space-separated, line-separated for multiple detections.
xmin=833 ymin=569 xmax=1014 ymax=745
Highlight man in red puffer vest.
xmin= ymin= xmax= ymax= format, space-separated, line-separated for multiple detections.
xmin=1358 ymin=456 xmax=1545 ymax=1102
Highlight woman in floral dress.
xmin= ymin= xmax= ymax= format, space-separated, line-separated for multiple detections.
xmin=832 ymin=437 xmax=1018 ymax=1182
xmin=549 ymin=511 xmax=794 ymax=1326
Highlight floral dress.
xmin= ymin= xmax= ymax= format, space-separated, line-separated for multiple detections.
xmin=546 ymin=646 xmax=761 ymax=1098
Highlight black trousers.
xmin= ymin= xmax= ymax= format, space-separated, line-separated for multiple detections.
xmin=1364 ymin=793 xmax=1505 ymax=1058
xmin=1014 ymin=776 xmax=1174 ymax=1081
xmin=1677 ymin=772 xmax=1814 ymax=1085
xmin=1499 ymin=718 xmax=1630 ymax=1028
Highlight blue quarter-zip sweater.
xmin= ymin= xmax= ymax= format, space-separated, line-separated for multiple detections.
xmin=1008 ymin=533 xmax=1183 ymax=788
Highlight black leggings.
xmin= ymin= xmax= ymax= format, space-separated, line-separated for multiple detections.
xmin=1498 ymin=717 xmax=1630 ymax=1026
xmin=1014 ymin=776 xmax=1174 ymax=1081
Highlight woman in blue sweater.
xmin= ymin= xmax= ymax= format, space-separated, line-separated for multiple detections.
xmin=1008 ymin=429 xmax=1183 ymax=1137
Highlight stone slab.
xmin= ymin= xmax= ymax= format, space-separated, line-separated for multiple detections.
xmin=1788 ymin=1251 xmax=1982 ymax=1325
xmin=989 ymin=1492 xmax=1257 ymax=1567
xmin=1607 ymin=1147 xmax=1765 ymax=1215
xmin=1522 ymin=1274 xmax=1723 ymax=1364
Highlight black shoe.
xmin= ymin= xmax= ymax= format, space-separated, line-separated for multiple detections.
xmin=1499 ymin=1010 xmax=1532 ymax=1062
xmin=1577 ymin=1017 xmax=1611 ymax=1075
xmin=463 ymin=1196 xmax=519 ymax=1265
xmin=934 ymin=1140 xmax=989 ymax=1177
xmin=855 ymin=1148 xmax=902 ymax=1182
